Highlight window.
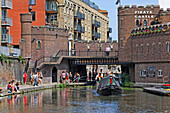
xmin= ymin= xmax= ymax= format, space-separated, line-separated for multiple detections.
xmin=158 ymin=42 xmax=161 ymax=53
xmin=120 ymin=18 xmax=123 ymax=28
xmin=144 ymin=20 xmax=147 ymax=26
xmin=158 ymin=70 xmax=163 ymax=77
xmin=166 ymin=42 xmax=169 ymax=53
xmin=140 ymin=70 xmax=146 ymax=77
xmin=141 ymin=44 xmax=143 ymax=54
xmin=136 ymin=44 xmax=138 ymax=56
xmin=147 ymin=43 xmax=149 ymax=54
xmin=29 ymin=0 xmax=35 ymax=5
xmin=136 ymin=20 xmax=139 ymax=27
xmin=31 ymin=12 xmax=36 ymax=21
xmin=120 ymin=38 xmax=123 ymax=48
xmin=152 ymin=43 xmax=155 ymax=54
xmin=1 ymin=10 xmax=6 ymax=21
xmin=37 ymin=41 xmax=41 ymax=49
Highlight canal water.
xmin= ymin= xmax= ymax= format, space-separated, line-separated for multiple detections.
xmin=0 ymin=87 xmax=170 ymax=113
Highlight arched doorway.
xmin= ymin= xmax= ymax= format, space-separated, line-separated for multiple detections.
xmin=52 ymin=67 xmax=58 ymax=82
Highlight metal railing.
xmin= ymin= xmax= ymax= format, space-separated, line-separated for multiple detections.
xmin=1 ymin=17 xmax=13 ymax=26
xmin=1 ymin=34 xmax=13 ymax=43
xmin=74 ymin=11 xmax=85 ymax=20
xmin=1 ymin=0 xmax=12 ymax=9
xmin=48 ymin=20 xmax=58 ymax=26
xmin=92 ymin=20 xmax=100 ymax=27
xmin=74 ymin=25 xmax=85 ymax=33
xmin=80 ymin=0 xmax=99 ymax=10
xmin=92 ymin=32 xmax=100 ymax=38
xmin=57 ymin=50 xmax=118 ymax=57
xmin=37 ymin=50 xmax=118 ymax=66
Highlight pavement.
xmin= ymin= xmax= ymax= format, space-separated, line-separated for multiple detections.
xmin=0 ymin=81 xmax=96 ymax=97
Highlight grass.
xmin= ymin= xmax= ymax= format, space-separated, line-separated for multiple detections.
xmin=122 ymin=87 xmax=143 ymax=91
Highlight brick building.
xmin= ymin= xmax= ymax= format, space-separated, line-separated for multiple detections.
xmin=118 ymin=5 xmax=170 ymax=85
xmin=9 ymin=0 xmax=111 ymax=50
xmin=20 ymin=13 xmax=117 ymax=83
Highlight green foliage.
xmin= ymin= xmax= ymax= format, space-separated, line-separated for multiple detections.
xmin=1 ymin=54 xmax=7 ymax=62
xmin=120 ymin=73 xmax=133 ymax=87
xmin=8 ymin=59 xmax=13 ymax=64
xmin=18 ymin=55 xmax=22 ymax=61
xmin=22 ymin=60 xmax=25 ymax=64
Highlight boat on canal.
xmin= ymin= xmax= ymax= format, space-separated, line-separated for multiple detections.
xmin=143 ymin=84 xmax=170 ymax=96
xmin=97 ymin=75 xmax=122 ymax=96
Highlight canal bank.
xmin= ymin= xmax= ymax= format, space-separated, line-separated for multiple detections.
xmin=0 ymin=81 xmax=96 ymax=97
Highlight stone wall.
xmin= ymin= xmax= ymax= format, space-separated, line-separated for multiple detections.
xmin=0 ymin=57 xmax=24 ymax=85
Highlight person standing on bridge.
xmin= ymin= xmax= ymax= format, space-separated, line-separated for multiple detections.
xmin=106 ymin=45 xmax=111 ymax=56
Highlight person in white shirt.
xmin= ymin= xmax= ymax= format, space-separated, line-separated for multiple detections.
xmin=106 ymin=45 xmax=111 ymax=56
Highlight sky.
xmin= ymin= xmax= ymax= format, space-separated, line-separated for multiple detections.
xmin=91 ymin=0 xmax=159 ymax=41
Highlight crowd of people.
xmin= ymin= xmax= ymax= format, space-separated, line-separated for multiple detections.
xmin=7 ymin=80 xmax=20 ymax=93
xmin=60 ymin=71 xmax=81 ymax=83
xmin=29 ymin=71 xmax=43 ymax=86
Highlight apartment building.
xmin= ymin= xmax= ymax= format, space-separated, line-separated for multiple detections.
xmin=9 ymin=0 xmax=111 ymax=49
xmin=1 ymin=0 xmax=13 ymax=46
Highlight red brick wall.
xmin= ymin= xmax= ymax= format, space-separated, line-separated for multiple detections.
xmin=9 ymin=0 xmax=45 ymax=45
xmin=135 ymin=63 xmax=170 ymax=83
xmin=74 ymin=40 xmax=118 ymax=57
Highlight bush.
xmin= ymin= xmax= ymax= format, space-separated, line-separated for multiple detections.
xmin=1 ymin=54 xmax=7 ymax=62
xmin=120 ymin=73 xmax=133 ymax=87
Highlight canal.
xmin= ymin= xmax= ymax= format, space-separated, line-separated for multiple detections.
xmin=0 ymin=87 xmax=170 ymax=113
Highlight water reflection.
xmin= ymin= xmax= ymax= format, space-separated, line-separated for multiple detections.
xmin=0 ymin=87 xmax=170 ymax=113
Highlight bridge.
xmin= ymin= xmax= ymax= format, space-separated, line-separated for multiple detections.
xmin=37 ymin=50 xmax=120 ymax=69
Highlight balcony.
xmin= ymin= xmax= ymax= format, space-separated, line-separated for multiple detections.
xmin=92 ymin=20 xmax=100 ymax=27
xmin=46 ymin=20 xmax=58 ymax=26
xmin=45 ymin=1 xmax=58 ymax=13
xmin=92 ymin=32 xmax=100 ymax=38
xmin=1 ymin=34 xmax=13 ymax=43
xmin=74 ymin=25 xmax=81 ymax=32
xmin=1 ymin=17 xmax=13 ymax=26
xmin=1 ymin=0 xmax=12 ymax=9
xmin=74 ymin=11 xmax=85 ymax=20
xmin=109 ymin=28 xmax=112 ymax=33
xmin=81 ymin=27 xmax=85 ymax=33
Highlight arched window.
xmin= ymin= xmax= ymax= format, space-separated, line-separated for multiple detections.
xmin=37 ymin=41 xmax=41 ymax=49
xmin=144 ymin=20 xmax=147 ymax=26
xmin=51 ymin=2 xmax=57 ymax=11
xmin=158 ymin=42 xmax=161 ymax=53
xmin=136 ymin=20 xmax=139 ymax=27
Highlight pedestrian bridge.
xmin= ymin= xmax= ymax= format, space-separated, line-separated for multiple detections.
xmin=37 ymin=50 xmax=120 ymax=68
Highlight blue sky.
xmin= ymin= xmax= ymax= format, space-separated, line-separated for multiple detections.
xmin=91 ymin=0 xmax=159 ymax=41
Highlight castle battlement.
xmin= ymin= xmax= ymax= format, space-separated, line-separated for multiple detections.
xmin=31 ymin=25 xmax=68 ymax=36
xmin=118 ymin=5 xmax=160 ymax=10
